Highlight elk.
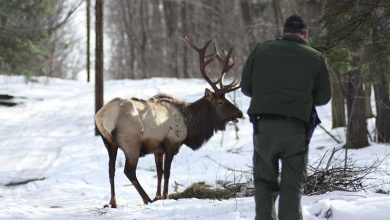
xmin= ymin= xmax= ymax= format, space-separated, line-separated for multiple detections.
xmin=95 ymin=37 xmax=243 ymax=208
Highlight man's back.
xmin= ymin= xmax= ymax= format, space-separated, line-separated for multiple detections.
xmin=241 ymin=34 xmax=331 ymax=123
xmin=241 ymin=15 xmax=332 ymax=220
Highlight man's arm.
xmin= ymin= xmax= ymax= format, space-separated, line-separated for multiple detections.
xmin=313 ymin=56 xmax=331 ymax=106
xmin=240 ymin=46 xmax=256 ymax=97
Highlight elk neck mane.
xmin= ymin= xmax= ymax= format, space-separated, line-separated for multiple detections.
xmin=182 ymin=97 xmax=219 ymax=150
xmin=148 ymin=93 xmax=187 ymax=107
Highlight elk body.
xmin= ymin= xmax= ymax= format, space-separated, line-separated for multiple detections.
xmin=95 ymin=37 xmax=243 ymax=207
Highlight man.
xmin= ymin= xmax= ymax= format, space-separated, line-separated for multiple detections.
xmin=240 ymin=15 xmax=331 ymax=220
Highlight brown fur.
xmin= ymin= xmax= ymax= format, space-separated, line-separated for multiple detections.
xmin=183 ymin=98 xmax=220 ymax=150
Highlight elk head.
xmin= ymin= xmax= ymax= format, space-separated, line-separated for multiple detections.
xmin=183 ymin=36 xmax=243 ymax=130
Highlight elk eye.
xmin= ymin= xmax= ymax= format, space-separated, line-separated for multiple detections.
xmin=218 ymin=100 xmax=224 ymax=105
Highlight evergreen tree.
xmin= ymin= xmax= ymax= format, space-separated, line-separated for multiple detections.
xmin=312 ymin=0 xmax=390 ymax=148
xmin=0 ymin=0 xmax=81 ymax=78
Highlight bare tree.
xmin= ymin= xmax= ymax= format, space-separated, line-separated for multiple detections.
xmin=330 ymin=69 xmax=346 ymax=128
xmin=345 ymin=56 xmax=369 ymax=148
xmin=95 ymin=0 xmax=104 ymax=135
xmin=371 ymin=14 xmax=390 ymax=143
xmin=271 ymin=0 xmax=283 ymax=37
xmin=106 ymin=0 xmax=281 ymax=80
xmin=86 ymin=0 xmax=91 ymax=82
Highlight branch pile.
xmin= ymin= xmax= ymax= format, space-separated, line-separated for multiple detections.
xmin=170 ymin=148 xmax=389 ymax=200
xmin=304 ymin=148 xmax=388 ymax=195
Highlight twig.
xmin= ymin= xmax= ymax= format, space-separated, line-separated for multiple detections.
xmin=318 ymin=124 xmax=342 ymax=144
xmin=325 ymin=147 xmax=338 ymax=170
xmin=305 ymin=153 xmax=390 ymax=195
xmin=315 ymin=149 xmax=329 ymax=172
xmin=205 ymin=155 xmax=252 ymax=174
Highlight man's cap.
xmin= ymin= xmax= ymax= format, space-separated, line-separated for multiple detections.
xmin=284 ymin=15 xmax=307 ymax=29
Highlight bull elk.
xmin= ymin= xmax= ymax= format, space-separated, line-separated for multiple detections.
xmin=95 ymin=37 xmax=243 ymax=207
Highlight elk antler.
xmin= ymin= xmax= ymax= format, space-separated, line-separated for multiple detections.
xmin=182 ymin=36 xmax=240 ymax=96
xmin=214 ymin=46 xmax=240 ymax=94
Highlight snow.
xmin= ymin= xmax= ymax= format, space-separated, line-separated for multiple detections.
xmin=0 ymin=75 xmax=389 ymax=219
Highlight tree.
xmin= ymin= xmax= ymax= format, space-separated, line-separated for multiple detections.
xmin=240 ymin=0 xmax=256 ymax=50
xmin=313 ymin=0 xmax=390 ymax=148
xmin=95 ymin=0 xmax=104 ymax=135
xmin=271 ymin=0 xmax=283 ymax=37
xmin=0 ymin=0 xmax=81 ymax=78
xmin=345 ymin=56 xmax=369 ymax=148
xmin=105 ymin=0 xmax=282 ymax=80
xmin=162 ymin=0 xmax=180 ymax=77
xmin=329 ymin=66 xmax=346 ymax=128
xmin=371 ymin=12 xmax=390 ymax=142
xmin=86 ymin=0 xmax=91 ymax=82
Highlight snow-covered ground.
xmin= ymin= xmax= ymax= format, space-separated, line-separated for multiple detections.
xmin=0 ymin=76 xmax=389 ymax=220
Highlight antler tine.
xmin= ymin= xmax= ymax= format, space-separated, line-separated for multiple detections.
xmin=213 ymin=45 xmax=238 ymax=95
xmin=182 ymin=36 xmax=214 ymax=54
xmin=182 ymin=36 xmax=219 ymax=92
xmin=222 ymin=47 xmax=234 ymax=73
xmin=219 ymin=79 xmax=241 ymax=94
xmin=183 ymin=36 xmax=240 ymax=95
xmin=214 ymin=51 xmax=230 ymax=87
xmin=181 ymin=35 xmax=198 ymax=51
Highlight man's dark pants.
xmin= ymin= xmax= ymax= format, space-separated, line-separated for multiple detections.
xmin=252 ymin=117 xmax=308 ymax=220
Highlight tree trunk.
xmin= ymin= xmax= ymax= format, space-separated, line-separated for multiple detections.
xmin=86 ymin=0 xmax=91 ymax=82
xmin=139 ymin=0 xmax=147 ymax=78
xmin=181 ymin=1 xmax=188 ymax=78
xmin=271 ymin=0 xmax=283 ymax=37
xmin=345 ymin=62 xmax=369 ymax=148
xmin=330 ymin=68 xmax=346 ymax=128
xmin=95 ymin=0 xmax=104 ymax=135
xmin=372 ymin=15 xmax=390 ymax=143
xmin=363 ymin=82 xmax=374 ymax=118
xmin=119 ymin=0 xmax=134 ymax=78
xmin=373 ymin=80 xmax=390 ymax=143
xmin=240 ymin=0 xmax=256 ymax=50
xmin=163 ymin=0 xmax=179 ymax=77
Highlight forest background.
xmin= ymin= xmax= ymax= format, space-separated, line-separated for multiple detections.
xmin=1 ymin=0 xmax=389 ymax=148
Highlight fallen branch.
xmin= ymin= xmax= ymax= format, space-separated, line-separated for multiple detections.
xmin=318 ymin=124 xmax=342 ymax=144
xmin=5 ymin=177 xmax=46 ymax=186
xmin=205 ymin=155 xmax=252 ymax=174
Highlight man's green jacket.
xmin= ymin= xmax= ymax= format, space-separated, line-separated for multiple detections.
xmin=240 ymin=35 xmax=331 ymax=123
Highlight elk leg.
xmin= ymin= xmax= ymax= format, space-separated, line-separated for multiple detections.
xmin=162 ymin=153 xmax=174 ymax=199
xmin=124 ymin=158 xmax=152 ymax=204
xmin=102 ymin=137 xmax=118 ymax=208
xmin=153 ymin=153 xmax=164 ymax=201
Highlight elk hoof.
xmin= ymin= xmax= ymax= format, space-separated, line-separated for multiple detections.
xmin=143 ymin=200 xmax=152 ymax=205
xmin=107 ymin=197 xmax=118 ymax=208
xmin=152 ymin=196 xmax=162 ymax=202
xmin=143 ymin=198 xmax=152 ymax=205
xmin=103 ymin=203 xmax=118 ymax=208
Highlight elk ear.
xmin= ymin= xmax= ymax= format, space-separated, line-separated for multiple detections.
xmin=204 ymin=88 xmax=213 ymax=100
